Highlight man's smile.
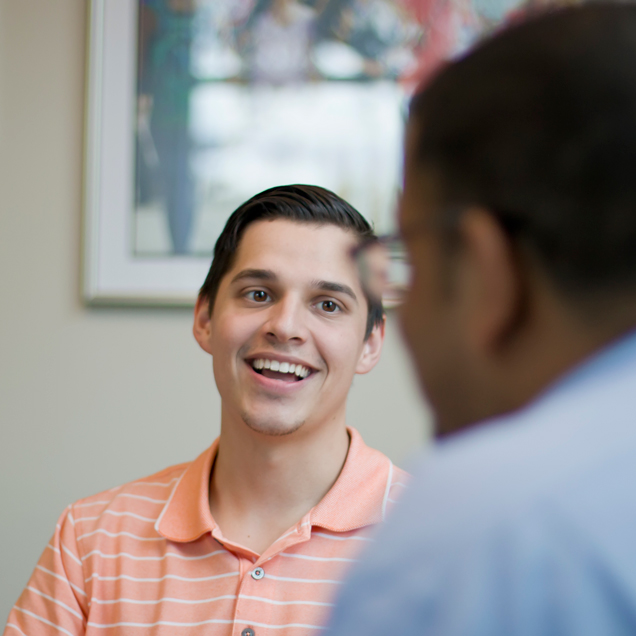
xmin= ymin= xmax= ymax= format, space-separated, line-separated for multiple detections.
xmin=245 ymin=355 xmax=317 ymax=385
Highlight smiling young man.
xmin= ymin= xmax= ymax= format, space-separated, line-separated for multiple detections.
xmin=5 ymin=185 xmax=407 ymax=636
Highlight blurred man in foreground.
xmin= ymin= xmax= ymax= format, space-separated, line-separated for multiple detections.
xmin=330 ymin=4 xmax=636 ymax=634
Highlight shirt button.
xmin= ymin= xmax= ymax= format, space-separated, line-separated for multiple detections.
xmin=242 ymin=629 xmax=255 ymax=636
xmin=251 ymin=567 xmax=265 ymax=580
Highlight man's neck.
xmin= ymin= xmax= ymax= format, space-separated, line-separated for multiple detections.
xmin=208 ymin=410 xmax=350 ymax=555
xmin=438 ymin=286 xmax=636 ymax=437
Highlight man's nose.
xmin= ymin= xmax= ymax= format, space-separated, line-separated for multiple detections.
xmin=263 ymin=296 xmax=308 ymax=344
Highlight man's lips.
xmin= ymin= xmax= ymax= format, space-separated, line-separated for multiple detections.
xmin=245 ymin=362 xmax=315 ymax=391
xmin=260 ymin=368 xmax=299 ymax=383
xmin=246 ymin=356 xmax=316 ymax=379
xmin=244 ymin=355 xmax=317 ymax=386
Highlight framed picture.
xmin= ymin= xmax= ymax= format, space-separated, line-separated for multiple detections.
xmin=83 ymin=0 xmax=536 ymax=305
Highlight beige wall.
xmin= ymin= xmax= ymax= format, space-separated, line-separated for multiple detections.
xmin=0 ymin=0 xmax=430 ymax=620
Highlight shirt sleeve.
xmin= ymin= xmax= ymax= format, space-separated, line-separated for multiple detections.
xmin=4 ymin=505 xmax=88 ymax=636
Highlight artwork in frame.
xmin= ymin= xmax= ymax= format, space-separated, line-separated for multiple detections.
xmin=83 ymin=0 xmax=563 ymax=305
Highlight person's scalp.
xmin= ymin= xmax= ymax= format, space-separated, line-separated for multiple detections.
xmin=409 ymin=3 xmax=636 ymax=304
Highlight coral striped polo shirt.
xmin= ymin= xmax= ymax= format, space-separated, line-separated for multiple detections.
xmin=5 ymin=428 xmax=408 ymax=635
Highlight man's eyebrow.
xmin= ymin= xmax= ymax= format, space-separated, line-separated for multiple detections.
xmin=230 ymin=269 xmax=278 ymax=284
xmin=312 ymin=280 xmax=358 ymax=303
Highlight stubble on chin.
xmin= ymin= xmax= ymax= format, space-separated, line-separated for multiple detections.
xmin=241 ymin=411 xmax=307 ymax=437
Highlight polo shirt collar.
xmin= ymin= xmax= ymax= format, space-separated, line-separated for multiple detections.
xmin=155 ymin=427 xmax=393 ymax=543
xmin=309 ymin=427 xmax=393 ymax=532
xmin=154 ymin=438 xmax=219 ymax=543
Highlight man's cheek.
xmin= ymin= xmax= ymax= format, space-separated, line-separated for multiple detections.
xmin=398 ymin=295 xmax=417 ymax=356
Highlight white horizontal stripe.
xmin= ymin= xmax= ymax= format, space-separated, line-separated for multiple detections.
xmin=14 ymin=608 xmax=75 ymax=636
xmin=26 ymin=587 xmax=83 ymax=620
xmin=67 ymin=512 xmax=75 ymax=527
xmin=312 ymin=532 xmax=373 ymax=542
xmin=75 ymin=493 xmax=168 ymax=508
xmin=74 ymin=500 xmax=111 ymax=508
xmin=46 ymin=544 xmax=61 ymax=555
xmin=85 ymin=571 xmax=238 ymax=584
xmin=61 ymin=544 xmax=82 ymax=567
xmin=87 ymin=618 xmax=325 ymax=631
xmin=392 ymin=481 xmax=408 ymax=488
xmin=239 ymin=619 xmax=326 ymax=631
xmin=82 ymin=549 xmax=225 ymax=562
xmin=117 ymin=493 xmax=168 ymax=504
xmin=91 ymin=594 xmax=236 ymax=606
xmin=77 ymin=528 xmax=163 ymax=542
xmin=264 ymin=573 xmax=343 ymax=585
xmin=387 ymin=497 xmax=398 ymax=504
xmin=36 ymin=566 xmax=87 ymax=598
xmin=87 ymin=618 xmax=234 ymax=628
xmin=240 ymin=595 xmax=334 ymax=607
xmin=279 ymin=552 xmax=356 ymax=563
xmin=77 ymin=510 xmax=156 ymax=523
xmin=5 ymin=623 xmax=28 ymax=636
xmin=130 ymin=477 xmax=181 ymax=488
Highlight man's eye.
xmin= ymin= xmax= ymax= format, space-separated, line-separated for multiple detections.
xmin=320 ymin=300 xmax=339 ymax=313
xmin=248 ymin=290 xmax=270 ymax=302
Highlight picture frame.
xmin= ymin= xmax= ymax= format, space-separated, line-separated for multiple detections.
xmin=83 ymin=0 xmax=522 ymax=306
xmin=83 ymin=0 xmax=424 ymax=306
xmin=84 ymin=0 xmax=211 ymax=306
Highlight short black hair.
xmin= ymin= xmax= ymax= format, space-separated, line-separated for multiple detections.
xmin=409 ymin=3 xmax=636 ymax=301
xmin=199 ymin=184 xmax=384 ymax=339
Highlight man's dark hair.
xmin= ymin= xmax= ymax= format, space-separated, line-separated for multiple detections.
xmin=199 ymin=184 xmax=384 ymax=339
xmin=409 ymin=3 xmax=636 ymax=303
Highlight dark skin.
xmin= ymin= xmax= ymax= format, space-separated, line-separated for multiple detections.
xmin=399 ymin=118 xmax=636 ymax=437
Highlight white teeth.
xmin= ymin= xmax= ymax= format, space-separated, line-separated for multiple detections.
xmin=251 ymin=359 xmax=312 ymax=379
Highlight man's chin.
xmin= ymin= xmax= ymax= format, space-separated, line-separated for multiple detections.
xmin=241 ymin=412 xmax=307 ymax=437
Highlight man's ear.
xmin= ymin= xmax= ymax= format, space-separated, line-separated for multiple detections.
xmin=457 ymin=207 xmax=523 ymax=356
xmin=193 ymin=294 xmax=214 ymax=355
xmin=355 ymin=314 xmax=386 ymax=375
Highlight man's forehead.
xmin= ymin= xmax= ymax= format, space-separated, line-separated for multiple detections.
xmin=400 ymin=165 xmax=440 ymax=230
xmin=404 ymin=116 xmax=422 ymax=160
xmin=228 ymin=218 xmax=360 ymax=280
xmin=400 ymin=116 xmax=449 ymax=226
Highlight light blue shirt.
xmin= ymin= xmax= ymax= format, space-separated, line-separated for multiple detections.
xmin=328 ymin=332 xmax=636 ymax=636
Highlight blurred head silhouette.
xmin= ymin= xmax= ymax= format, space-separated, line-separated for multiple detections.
xmin=400 ymin=3 xmax=636 ymax=436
